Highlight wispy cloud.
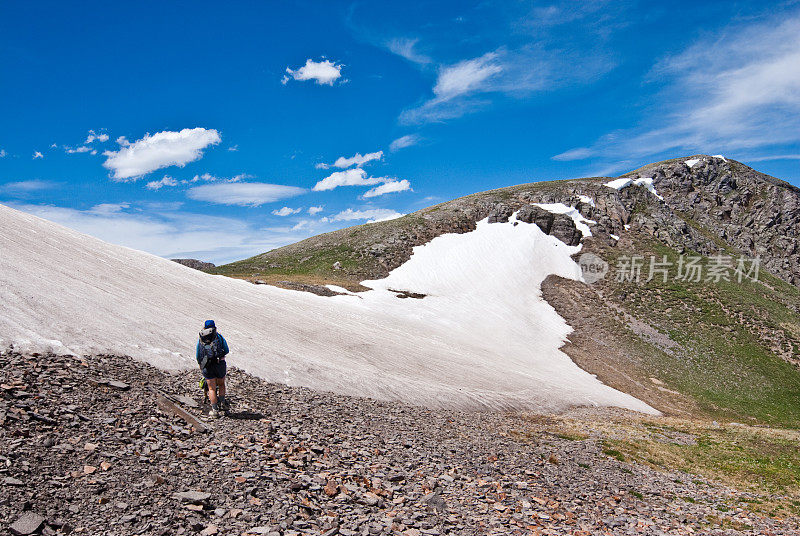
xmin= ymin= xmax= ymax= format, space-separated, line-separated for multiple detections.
xmin=0 ymin=180 xmax=58 ymax=194
xmin=89 ymin=202 xmax=130 ymax=215
xmin=401 ymin=52 xmax=502 ymax=124
xmin=742 ymin=154 xmax=800 ymax=162
xmin=272 ymin=206 xmax=303 ymax=216
xmin=9 ymin=202 xmax=306 ymax=264
xmin=328 ymin=208 xmax=404 ymax=223
xmin=33 ymin=151 xmax=43 ymax=159
xmin=308 ymin=205 xmax=324 ymax=215
xmin=553 ymin=10 xmax=800 ymax=162
xmin=187 ymin=182 xmax=305 ymax=207
xmin=103 ymin=128 xmax=221 ymax=180
xmin=389 ymin=134 xmax=420 ymax=152
xmin=282 ymin=58 xmax=343 ymax=85
xmin=386 ymin=37 xmax=431 ymax=64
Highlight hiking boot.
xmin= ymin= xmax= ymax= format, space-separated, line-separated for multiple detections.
xmin=210 ymin=404 xmax=221 ymax=418
xmin=219 ymin=397 xmax=230 ymax=413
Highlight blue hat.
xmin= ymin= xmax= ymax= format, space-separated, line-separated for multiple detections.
xmin=204 ymin=320 xmax=216 ymax=329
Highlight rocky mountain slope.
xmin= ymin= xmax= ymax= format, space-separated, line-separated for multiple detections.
xmin=211 ymin=155 xmax=800 ymax=428
xmin=4 ymin=351 xmax=798 ymax=535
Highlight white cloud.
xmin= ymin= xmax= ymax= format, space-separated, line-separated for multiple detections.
xmin=314 ymin=162 xmax=330 ymax=170
xmin=90 ymin=203 xmax=130 ymax=215
xmin=434 ymin=53 xmax=503 ymax=100
xmin=283 ymin=58 xmax=343 ymax=85
xmin=559 ymin=11 xmax=800 ymax=161
xmin=1 ymin=180 xmax=57 ymax=193
xmin=551 ymin=147 xmax=593 ymax=161
xmin=272 ymin=206 xmax=303 ymax=216
xmin=389 ymin=134 xmax=420 ymax=152
xmin=401 ymin=52 xmax=504 ymax=124
xmin=102 ymin=127 xmax=221 ymax=180
xmin=363 ymin=179 xmax=412 ymax=198
xmin=9 ymin=202 xmax=306 ymax=264
xmin=33 ymin=151 xmax=43 ymax=159
xmin=743 ymin=154 xmax=800 ymax=162
xmin=85 ymin=130 xmax=109 ymax=144
xmin=333 ymin=150 xmax=383 ymax=168
xmin=386 ymin=37 xmax=431 ymax=64
xmin=187 ymin=182 xmax=305 ymax=207
xmin=312 ymin=168 xmax=385 ymax=191
xmin=227 ymin=145 xmax=239 ymax=152
xmin=66 ymin=145 xmax=92 ymax=154
xmin=330 ymin=208 xmax=404 ymax=223
xmin=146 ymin=176 xmax=179 ymax=190
xmin=308 ymin=205 xmax=324 ymax=215
xmin=190 ymin=172 xmax=249 ymax=183
xmin=0 ymin=149 xmax=6 ymax=158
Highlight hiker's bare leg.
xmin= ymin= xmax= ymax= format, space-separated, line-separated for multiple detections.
xmin=207 ymin=378 xmax=219 ymax=405
xmin=218 ymin=377 xmax=226 ymax=399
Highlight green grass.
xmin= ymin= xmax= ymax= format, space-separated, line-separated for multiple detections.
xmin=600 ymin=235 xmax=800 ymax=428
xmin=599 ymin=420 xmax=800 ymax=515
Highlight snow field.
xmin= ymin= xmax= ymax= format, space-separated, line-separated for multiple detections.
xmin=0 ymin=204 xmax=657 ymax=414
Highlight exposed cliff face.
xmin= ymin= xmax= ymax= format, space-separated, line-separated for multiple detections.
xmin=641 ymin=156 xmax=800 ymax=285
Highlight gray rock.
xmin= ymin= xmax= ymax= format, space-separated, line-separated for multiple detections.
xmin=106 ymin=380 xmax=130 ymax=391
xmin=174 ymin=491 xmax=211 ymax=504
xmin=10 ymin=512 xmax=45 ymax=535
xmin=175 ymin=395 xmax=199 ymax=408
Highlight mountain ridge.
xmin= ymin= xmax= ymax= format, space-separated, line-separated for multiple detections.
xmin=210 ymin=155 xmax=800 ymax=427
xmin=211 ymin=154 xmax=800 ymax=289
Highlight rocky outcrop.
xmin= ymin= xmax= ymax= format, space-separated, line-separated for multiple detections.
xmin=171 ymin=258 xmax=216 ymax=271
xmin=645 ymin=156 xmax=800 ymax=285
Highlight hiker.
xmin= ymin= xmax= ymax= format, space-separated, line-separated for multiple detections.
xmin=196 ymin=320 xmax=230 ymax=418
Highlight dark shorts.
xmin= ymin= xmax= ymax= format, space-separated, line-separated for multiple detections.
xmin=202 ymin=360 xmax=227 ymax=380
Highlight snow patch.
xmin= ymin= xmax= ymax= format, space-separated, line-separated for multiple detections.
xmin=578 ymin=195 xmax=595 ymax=208
xmin=0 ymin=203 xmax=657 ymax=414
xmin=712 ymin=154 xmax=727 ymax=162
xmin=610 ymin=234 xmax=620 ymax=241
xmin=604 ymin=177 xmax=664 ymax=201
xmin=684 ymin=158 xmax=701 ymax=168
xmin=533 ymin=203 xmax=596 ymax=238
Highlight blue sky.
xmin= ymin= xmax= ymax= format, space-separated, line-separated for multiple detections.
xmin=1 ymin=0 xmax=799 ymax=263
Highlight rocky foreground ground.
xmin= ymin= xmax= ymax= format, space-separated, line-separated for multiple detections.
xmin=1 ymin=351 xmax=797 ymax=536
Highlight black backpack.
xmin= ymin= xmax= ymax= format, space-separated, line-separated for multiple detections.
xmin=198 ymin=333 xmax=224 ymax=368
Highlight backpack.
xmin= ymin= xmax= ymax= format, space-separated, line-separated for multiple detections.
xmin=198 ymin=335 xmax=225 ymax=368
